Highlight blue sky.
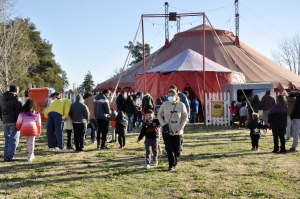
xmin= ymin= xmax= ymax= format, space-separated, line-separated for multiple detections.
xmin=17 ymin=0 xmax=300 ymax=90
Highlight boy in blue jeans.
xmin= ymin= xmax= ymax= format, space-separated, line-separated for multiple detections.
xmin=137 ymin=109 xmax=160 ymax=169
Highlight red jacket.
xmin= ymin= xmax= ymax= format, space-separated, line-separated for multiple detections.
xmin=229 ymin=106 xmax=237 ymax=115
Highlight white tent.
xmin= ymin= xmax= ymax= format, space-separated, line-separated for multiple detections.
xmin=146 ymin=49 xmax=232 ymax=73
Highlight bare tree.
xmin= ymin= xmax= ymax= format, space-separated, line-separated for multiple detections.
xmin=272 ymin=33 xmax=300 ymax=75
xmin=0 ymin=0 xmax=37 ymax=92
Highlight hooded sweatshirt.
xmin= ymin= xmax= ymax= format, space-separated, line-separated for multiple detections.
xmin=69 ymin=95 xmax=90 ymax=123
xmin=157 ymin=100 xmax=188 ymax=135
xmin=0 ymin=91 xmax=22 ymax=123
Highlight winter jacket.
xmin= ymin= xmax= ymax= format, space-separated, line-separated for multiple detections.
xmin=157 ymin=101 xmax=188 ymax=135
xmin=229 ymin=106 xmax=237 ymax=115
xmin=116 ymin=94 xmax=126 ymax=112
xmin=84 ymin=95 xmax=96 ymax=119
xmin=138 ymin=119 xmax=160 ymax=140
xmin=94 ymin=93 xmax=111 ymax=121
xmin=142 ymin=94 xmax=154 ymax=112
xmin=69 ymin=95 xmax=90 ymax=123
xmin=239 ymin=107 xmax=248 ymax=117
xmin=165 ymin=92 xmax=190 ymax=118
xmin=287 ymin=96 xmax=296 ymax=116
xmin=260 ymin=94 xmax=275 ymax=110
xmin=0 ymin=91 xmax=22 ymax=123
xmin=44 ymin=98 xmax=71 ymax=119
xmin=268 ymin=104 xmax=288 ymax=127
xmin=156 ymin=98 xmax=162 ymax=106
xmin=191 ymin=99 xmax=199 ymax=113
xmin=251 ymin=101 xmax=260 ymax=113
xmin=247 ymin=118 xmax=268 ymax=139
xmin=16 ymin=112 xmax=41 ymax=136
xmin=178 ymin=92 xmax=190 ymax=118
xmin=124 ymin=99 xmax=137 ymax=115
xmin=290 ymin=95 xmax=300 ymax=120
xmin=115 ymin=111 xmax=128 ymax=135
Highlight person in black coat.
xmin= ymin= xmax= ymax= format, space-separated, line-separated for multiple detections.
xmin=289 ymin=91 xmax=300 ymax=152
xmin=115 ymin=111 xmax=128 ymax=149
xmin=116 ymin=91 xmax=126 ymax=112
xmin=247 ymin=113 xmax=268 ymax=151
xmin=268 ymin=95 xmax=288 ymax=153
xmin=124 ymin=96 xmax=137 ymax=133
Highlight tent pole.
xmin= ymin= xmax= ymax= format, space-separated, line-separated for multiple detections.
xmin=203 ymin=13 xmax=206 ymax=124
xmin=142 ymin=15 xmax=146 ymax=93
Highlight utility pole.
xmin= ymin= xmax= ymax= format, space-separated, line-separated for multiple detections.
xmin=165 ymin=2 xmax=169 ymax=41
xmin=235 ymin=0 xmax=240 ymax=46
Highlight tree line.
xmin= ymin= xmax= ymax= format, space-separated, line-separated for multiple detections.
xmin=0 ymin=0 xmax=68 ymax=96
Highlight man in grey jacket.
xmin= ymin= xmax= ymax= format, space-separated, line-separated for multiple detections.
xmin=94 ymin=89 xmax=111 ymax=150
xmin=69 ymin=95 xmax=90 ymax=152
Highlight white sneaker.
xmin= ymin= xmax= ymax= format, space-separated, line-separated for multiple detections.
xmin=57 ymin=148 xmax=69 ymax=153
xmin=144 ymin=164 xmax=150 ymax=169
xmin=49 ymin=148 xmax=55 ymax=152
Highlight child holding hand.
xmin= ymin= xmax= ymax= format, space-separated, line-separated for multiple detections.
xmin=16 ymin=99 xmax=41 ymax=162
xmin=137 ymin=109 xmax=161 ymax=169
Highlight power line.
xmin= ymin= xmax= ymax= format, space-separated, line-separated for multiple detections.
xmin=240 ymin=2 xmax=290 ymax=38
xmin=240 ymin=16 xmax=277 ymax=44
xmin=169 ymin=3 xmax=232 ymax=13
xmin=73 ymin=29 xmax=137 ymax=84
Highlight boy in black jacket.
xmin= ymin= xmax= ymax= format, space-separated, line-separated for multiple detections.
xmin=115 ymin=111 xmax=128 ymax=149
xmin=247 ymin=113 xmax=268 ymax=151
xmin=137 ymin=109 xmax=160 ymax=169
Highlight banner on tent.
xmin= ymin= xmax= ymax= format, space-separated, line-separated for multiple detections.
xmin=205 ymin=92 xmax=230 ymax=126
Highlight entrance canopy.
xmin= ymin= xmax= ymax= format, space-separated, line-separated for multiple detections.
xmin=146 ymin=49 xmax=231 ymax=73
xmin=135 ymin=49 xmax=245 ymax=105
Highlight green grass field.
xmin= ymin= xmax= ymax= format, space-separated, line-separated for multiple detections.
xmin=0 ymin=123 xmax=299 ymax=199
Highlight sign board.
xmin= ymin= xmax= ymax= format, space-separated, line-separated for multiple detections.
xmin=211 ymin=100 xmax=224 ymax=117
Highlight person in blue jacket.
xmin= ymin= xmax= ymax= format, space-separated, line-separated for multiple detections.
xmin=190 ymin=97 xmax=199 ymax=123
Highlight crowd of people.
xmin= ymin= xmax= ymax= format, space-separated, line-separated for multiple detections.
xmin=229 ymin=89 xmax=300 ymax=153
xmin=1 ymin=84 xmax=300 ymax=171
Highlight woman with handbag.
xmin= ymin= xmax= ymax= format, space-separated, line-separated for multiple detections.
xmin=157 ymin=89 xmax=188 ymax=171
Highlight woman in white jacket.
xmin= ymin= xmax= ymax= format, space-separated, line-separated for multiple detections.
xmin=157 ymin=89 xmax=188 ymax=171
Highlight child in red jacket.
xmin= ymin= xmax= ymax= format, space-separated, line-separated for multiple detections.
xmin=229 ymin=101 xmax=237 ymax=126
xmin=16 ymin=99 xmax=41 ymax=162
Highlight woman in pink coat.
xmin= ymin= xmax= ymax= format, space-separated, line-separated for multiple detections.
xmin=16 ymin=99 xmax=41 ymax=162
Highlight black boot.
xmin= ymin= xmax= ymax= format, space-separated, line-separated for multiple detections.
xmin=272 ymin=146 xmax=279 ymax=153
xmin=279 ymin=146 xmax=286 ymax=153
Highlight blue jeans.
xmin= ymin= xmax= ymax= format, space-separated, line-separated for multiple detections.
xmin=90 ymin=119 xmax=97 ymax=142
xmin=137 ymin=118 xmax=143 ymax=128
xmin=47 ymin=112 xmax=64 ymax=149
xmin=3 ymin=123 xmax=20 ymax=159
xmin=127 ymin=114 xmax=134 ymax=132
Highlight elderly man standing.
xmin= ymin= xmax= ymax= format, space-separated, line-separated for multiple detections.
xmin=260 ymin=89 xmax=275 ymax=125
xmin=0 ymin=85 xmax=22 ymax=162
